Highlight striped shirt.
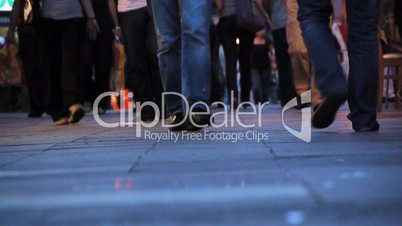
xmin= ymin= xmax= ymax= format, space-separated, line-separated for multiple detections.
xmin=41 ymin=0 xmax=84 ymax=20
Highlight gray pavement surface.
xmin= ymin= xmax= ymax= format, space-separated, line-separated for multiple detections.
xmin=0 ymin=105 xmax=402 ymax=226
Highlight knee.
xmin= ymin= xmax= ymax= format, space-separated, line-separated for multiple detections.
xmin=157 ymin=32 xmax=180 ymax=56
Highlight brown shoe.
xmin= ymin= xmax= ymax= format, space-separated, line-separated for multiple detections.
xmin=54 ymin=117 xmax=69 ymax=126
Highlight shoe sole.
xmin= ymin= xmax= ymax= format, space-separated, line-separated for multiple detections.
xmin=54 ymin=117 xmax=69 ymax=126
xmin=312 ymin=94 xmax=347 ymax=129
xmin=353 ymin=123 xmax=380 ymax=132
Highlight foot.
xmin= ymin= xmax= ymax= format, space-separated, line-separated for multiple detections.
xmin=169 ymin=113 xmax=187 ymax=131
xmin=185 ymin=111 xmax=212 ymax=131
xmin=140 ymin=111 xmax=156 ymax=122
xmin=54 ymin=117 xmax=69 ymax=126
xmin=68 ymin=104 xmax=85 ymax=124
xmin=312 ymin=93 xmax=347 ymax=129
xmin=353 ymin=122 xmax=380 ymax=132
xmin=168 ymin=111 xmax=213 ymax=132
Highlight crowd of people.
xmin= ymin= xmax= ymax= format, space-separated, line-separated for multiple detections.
xmin=6 ymin=0 xmax=402 ymax=132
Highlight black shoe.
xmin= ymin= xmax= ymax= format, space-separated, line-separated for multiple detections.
xmin=68 ymin=104 xmax=85 ymax=124
xmin=312 ymin=93 xmax=347 ymax=129
xmin=241 ymin=103 xmax=252 ymax=109
xmin=169 ymin=113 xmax=187 ymax=131
xmin=353 ymin=122 xmax=380 ymax=132
xmin=28 ymin=111 xmax=44 ymax=118
xmin=140 ymin=111 xmax=156 ymax=122
xmin=185 ymin=111 xmax=212 ymax=131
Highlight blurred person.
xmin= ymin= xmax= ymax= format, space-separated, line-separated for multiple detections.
xmin=209 ymin=8 xmax=225 ymax=104
xmin=150 ymin=0 xmax=213 ymax=131
xmin=215 ymin=0 xmax=256 ymax=108
xmin=285 ymin=0 xmax=322 ymax=109
xmin=38 ymin=0 xmax=99 ymax=125
xmin=298 ymin=0 xmax=380 ymax=131
xmin=379 ymin=0 xmax=401 ymax=103
xmin=394 ymin=0 xmax=402 ymax=42
xmin=81 ymin=0 xmax=114 ymax=114
xmin=250 ymin=29 xmax=271 ymax=104
xmin=7 ymin=0 xmax=45 ymax=117
xmin=108 ymin=0 xmax=164 ymax=121
xmin=262 ymin=0 xmax=297 ymax=106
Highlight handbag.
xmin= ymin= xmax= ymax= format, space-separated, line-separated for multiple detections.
xmin=236 ymin=0 xmax=265 ymax=32
xmin=0 ymin=44 xmax=23 ymax=86
xmin=110 ymin=40 xmax=126 ymax=91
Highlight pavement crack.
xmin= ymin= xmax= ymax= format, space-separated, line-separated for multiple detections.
xmin=71 ymin=129 xmax=110 ymax=143
xmin=0 ymin=143 xmax=58 ymax=169
xmin=261 ymin=140 xmax=326 ymax=205
xmin=126 ymin=141 xmax=159 ymax=174
xmin=262 ymin=140 xmax=282 ymax=169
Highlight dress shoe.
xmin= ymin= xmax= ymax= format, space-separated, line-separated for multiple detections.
xmin=312 ymin=92 xmax=347 ymax=129
xmin=169 ymin=112 xmax=187 ymax=131
xmin=353 ymin=122 xmax=380 ymax=132
xmin=68 ymin=104 xmax=85 ymax=124
xmin=185 ymin=111 xmax=212 ymax=131
xmin=140 ymin=111 xmax=157 ymax=122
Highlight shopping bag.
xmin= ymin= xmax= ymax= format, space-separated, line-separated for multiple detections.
xmin=110 ymin=40 xmax=125 ymax=91
xmin=0 ymin=43 xmax=23 ymax=86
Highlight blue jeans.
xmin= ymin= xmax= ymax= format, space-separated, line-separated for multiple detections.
xmin=297 ymin=0 xmax=380 ymax=127
xmin=150 ymin=0 xmax=212 ymax=115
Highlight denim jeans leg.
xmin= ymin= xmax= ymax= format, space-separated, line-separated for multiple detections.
xmin=181 ymin=0 xmax=212 ymax=110
xmin=297 ymin=0 xmax=347 ymax=97
xmin=150 ymin=0 xmax=182 ymax=115
xmin=346 ymin=0 xmax=380 ymax=127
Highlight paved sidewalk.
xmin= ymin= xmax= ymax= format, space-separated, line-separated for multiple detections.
xmin=0 ymin=105 xmax=402 ymax=226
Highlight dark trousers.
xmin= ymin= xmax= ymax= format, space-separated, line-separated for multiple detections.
xmin=272 ymin=28 xmax=297 ymax=106
xmin=210 ymin=24 xmax=225 ymax=103
xmin=81 ymin=28 xmax=114 ymax=109
xmin=18 ymin=31 xmax=45 ymax=114
xmin=39 ymin=18 xmax=85 ymax=120
xmin=218 ymin=15 xmax=255 ymax=103
xmin=118 ymin=7 xmax=163 ymax=109
xmin=298 ymin=0 xmax=380 ymax=127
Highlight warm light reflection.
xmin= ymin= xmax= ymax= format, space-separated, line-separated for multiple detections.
xmin=114 ymin=177 xmax=134 ymax=190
